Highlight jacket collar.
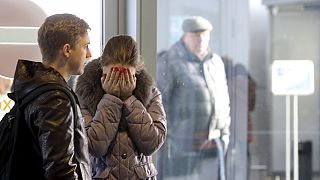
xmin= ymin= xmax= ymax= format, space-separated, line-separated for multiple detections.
xmin=12 ymin=59 xmax=68 ymax=101
xmin=171 ymin=39 xmax=213 ymax=63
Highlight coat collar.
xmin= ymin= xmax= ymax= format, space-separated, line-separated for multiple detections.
xmin=12 ymin=59 xmax=68 ymax=101
xmin=171 ymin=39 xmax=213 ymax=63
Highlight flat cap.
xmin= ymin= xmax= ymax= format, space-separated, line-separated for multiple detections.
xmin=182 ymin=16 xmax=213 ymax=33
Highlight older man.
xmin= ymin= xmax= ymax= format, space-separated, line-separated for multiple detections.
xmin=157 ymin=16 xmax=230 ymax=180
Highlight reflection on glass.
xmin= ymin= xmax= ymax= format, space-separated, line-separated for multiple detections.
xmin=157 ymin=0 xmax=320 ymax=180
xmin=0 ymin=75 xmax=14 ymax=119
xmin=157 ymin=16 xmax=230 ymax=180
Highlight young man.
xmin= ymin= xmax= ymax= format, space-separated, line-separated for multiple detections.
xmin=157 ymin=16 xmax=230 ymax=180
xmin=10 ymin=13 xmax=92 ymax=179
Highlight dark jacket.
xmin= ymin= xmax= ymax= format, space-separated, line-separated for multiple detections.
xmin=75 ymin=59 xmax=167 ymax=180
xmin=11 ymin=60 xmax=91 ymax=180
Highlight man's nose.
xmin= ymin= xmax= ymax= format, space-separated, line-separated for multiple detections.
xmin=86 ymin=49 xmax=92 ymax=59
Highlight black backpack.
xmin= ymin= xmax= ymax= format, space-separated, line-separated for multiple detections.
xmin=0 ymin=83 xmax=77 ymax=180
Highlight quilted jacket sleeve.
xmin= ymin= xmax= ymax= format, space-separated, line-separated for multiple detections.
xmin=123 ymin=87 xmax=167 ymax=156
xmin=83 ymin=94 xmax=123 ymax=157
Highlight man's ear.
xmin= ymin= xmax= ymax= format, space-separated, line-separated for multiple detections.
xmin=62 ymin=44 xmax=71 ymax=58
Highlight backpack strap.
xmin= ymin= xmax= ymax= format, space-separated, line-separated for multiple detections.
xmin=19 ymin=83 xmax=77 ymax=113
xmin=18 ymin=83 xmax=78 ymax=153
xmin=2 ymin=84 xmax=79 ymax=179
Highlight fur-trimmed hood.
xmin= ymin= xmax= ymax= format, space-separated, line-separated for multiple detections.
xmin=75 ymin=58 xmax=154 ymax=116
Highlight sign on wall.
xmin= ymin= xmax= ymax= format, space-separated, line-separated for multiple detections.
xmin=271 ymin=60 xmax=314 ymax=95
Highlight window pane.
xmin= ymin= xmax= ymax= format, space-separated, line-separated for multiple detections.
xmin=0 ymin=0 xmax=102 ymax=119
xmin=156 ymin=0 xmax=320 ymax=180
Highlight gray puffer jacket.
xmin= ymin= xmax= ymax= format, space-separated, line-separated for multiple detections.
xmin=75 ymin=59 xmax=167 ymax=180
xmin=157 ymin=40 xmax=230 ymax=152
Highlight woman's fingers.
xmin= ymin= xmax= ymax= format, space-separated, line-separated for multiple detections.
xmin=106 ymin=67 xmax=113 ymax=82
xmin=123 ymin=68 xmax=130 ymax=83
xmin=101 ymin=66 xmax=122 ymax=97
xmin=110 ymin=69 xmax=120 ymax=85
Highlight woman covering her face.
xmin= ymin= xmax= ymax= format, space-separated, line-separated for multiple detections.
xmin=75 ymin=35 xmax=167 ymax=180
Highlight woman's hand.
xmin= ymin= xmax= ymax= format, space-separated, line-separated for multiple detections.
xmin=101 ymin=67 xmax=121 ymax=97
xmin=119 ymin=68 xmax=136 ymax=101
